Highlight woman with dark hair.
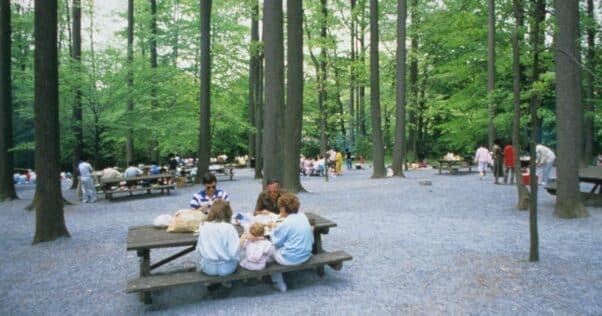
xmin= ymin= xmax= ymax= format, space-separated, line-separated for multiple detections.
xmin=190 ymin=172 xmax=229 ymax=214
xmin=492 ymin=139 xmax=504 ymax=184
xmin=268 ymin=192 xmax=313 ymax=292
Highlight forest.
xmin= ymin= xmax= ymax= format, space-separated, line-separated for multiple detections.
xmin=2 ymin=0 xmax=599 ymax=171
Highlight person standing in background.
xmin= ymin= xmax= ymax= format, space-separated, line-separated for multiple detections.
xmin=345 ymin=149 xmax=353 ymax=170
xmin=474 ymin=144 xmax=492 ymax=180
xmin=503 ymin=143 xmax=514 ymax=185
xmin=492 ymin=139 xmax=504 ymax=184
xmin=78 ymin=156 xmax=96 ymax=203
xmin=536 ymin=144 xmax=556 ymax=186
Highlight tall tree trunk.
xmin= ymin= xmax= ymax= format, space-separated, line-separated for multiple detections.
xmin=149 ymin=0 xmax=159 ymax=163
xmin=583 ymin=0 xmax=595 ymax=164
xmin=33 ymin=0 xmax=70 ymax=243
xmin=528 ymin=0 xmax=545 ymax=262
xmin=333 ymin=62 xmax=346 ymax=136
xmin=369 ymin=0 xmax=386 ymax=178
xmin=0 ymin=0 xmax=18 ymax=201
xmin=254 ymin=53 xmax=264 ymax=179
xmin=406 ymin=0 xmax=418 ymax=163
xmin=511 ymin=0 xmax=530 ymax=211
xmin=487 ymin=0 xmax=496 ymax=148
xmin=349 ymin=0 xmax=356 ymax=148
xmin=358 ymin=0 xmax=367 ymax=136
xmin=283 ymin=0 xmax=304 ymax=192
xmin=553 ymin=0 xmax=588 ymax=218
xmin=392 ymin=0 xmax=406 ymax=176
xmin=319 ymin=0 xmax=328 ymax=165
xmin=248 ymin=0 xmax=258 ymax=169
xmin=196 ymin=0 xmax=211 ymax=182
xmin=70 ymin=0 xmax=82 ymax=191
xmin=126 ymin=0 xmax=134 ymax=164
xmin=262 ymin=0 xmax=284 ymax=185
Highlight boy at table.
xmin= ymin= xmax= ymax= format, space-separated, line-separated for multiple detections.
xmin=190 ymin=172 xmax=229 ymax=214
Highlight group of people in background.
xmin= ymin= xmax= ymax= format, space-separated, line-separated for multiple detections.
xmin=189 ymin=175 xmax=312 ymax=292
xmin=300 ymin=147 xmax=363 ymax=177
xmin=474 ymin=141 xmax=557 ymax=186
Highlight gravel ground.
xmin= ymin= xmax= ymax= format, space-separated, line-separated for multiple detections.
xmin=0 ymin=167 xmax=600 ymax=315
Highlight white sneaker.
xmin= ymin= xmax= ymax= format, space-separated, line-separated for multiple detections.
xmin=273 ymin=280 xmax=287 ymax=292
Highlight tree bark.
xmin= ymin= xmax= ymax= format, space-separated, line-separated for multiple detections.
xmin=254 ymin=52 xmax=264 ymax=179
xmin=33 ymin=0 xmax=70 ymax=243
xmin=262 ymin=0 xmax=284 ymax=185
xmin=406 ymin=0 xmax=418 ymax=163
xmin=349 ymin=0 xmax=356 ymax=149
xmin=126 ymin=0 xmax=134 ymax=164
xmin=196 ymin=0 xmax=211 ymax=182
xmin=149 ymin=0 xmax=159 ymax=163
xmin=392 ymin=0 xmax=406 ymax=177
xmin=248 ymin=0 xmax=258 ymax=169
xmin=0 ymin=0 xmax=18 ymax=201
xmin=487 ymin=0 xmax=496 ymax=149
xmin=553 ymin=0 xmax=588 ymax=218
xmin=511 ymin=0 xmax=530 ymax=211
xmin=70 ymin=0 xmax=82 ymax=191
xmin=583 ymin=0 xmax=594 ymax=164
xmin=358 ymin=0 xmax=367 ymax=136
xmin=369 ymin=0 xmax=386 ymax=178
xmin=283 ymin=0 xmax=305 ymax=192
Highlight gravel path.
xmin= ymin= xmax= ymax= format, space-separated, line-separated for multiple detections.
xmin=1 ymin=167 xmax=600 ymax=315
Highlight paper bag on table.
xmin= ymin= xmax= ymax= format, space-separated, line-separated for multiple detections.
xmin=166 ymin=208 xmax=207 ymax=233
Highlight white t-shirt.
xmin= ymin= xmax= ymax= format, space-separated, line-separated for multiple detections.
xmin=78 ymin=161 xmax=93 ymax=178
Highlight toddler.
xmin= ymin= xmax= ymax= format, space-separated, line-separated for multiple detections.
xmin=240 ymin=223 xmax=274 ymax=271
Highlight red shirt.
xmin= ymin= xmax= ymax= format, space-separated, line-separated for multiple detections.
xmin=503 ymin=145 xmax=514 ymax=167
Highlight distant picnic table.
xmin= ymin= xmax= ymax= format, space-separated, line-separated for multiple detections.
xmin=438 ymin=157 xmax=472 ymax=174
xmin=126 ymin=212 xmax=352 ymax=304
xmin=100 ymin=173 xmax=175 ymax=200
xmin=544 ymin=166 xmax=602 ymax=206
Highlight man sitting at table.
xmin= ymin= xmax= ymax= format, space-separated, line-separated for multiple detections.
xmin=190 ymin=172 xmax=229 ymax=214
xmin=254 ymin=179 xmax=287 ymax=215
xmin=124 ymin=161 xmax=143 ymax=188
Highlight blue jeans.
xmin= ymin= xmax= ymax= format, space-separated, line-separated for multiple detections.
xmin=346 ymin=158 xmax=352 ymax=170
xmin=541 ymin=160 xmax=555 ymax=184
xmin=199 ymin=258 xmax=237 ymax=276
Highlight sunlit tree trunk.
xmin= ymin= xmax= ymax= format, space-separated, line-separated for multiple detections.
xmin=392 ymin=0 xmax=406 ymax=177
xmin=0 ymin=0 xmax=18 ymax=201
xmin=33 ymin=0 xmax=70 ymax=243
xmin=196 ymin=0 xmax=211 ymax=182
xmin=369 ymin=0 xmax=385 ymax=178
xmin=553 ymin=0 xmax=588 ymax=219
xmin=283 ymin=0 xmax=304 ymax=192
xmin=262 ymin=0 xmax=284 ymax=185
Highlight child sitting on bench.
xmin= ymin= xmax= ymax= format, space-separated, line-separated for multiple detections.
xmin=240 ymin=223 xmax=274 ymax=271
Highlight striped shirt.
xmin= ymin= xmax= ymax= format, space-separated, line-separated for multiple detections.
xmin=190 ymin=189 xmax=229 ymax=211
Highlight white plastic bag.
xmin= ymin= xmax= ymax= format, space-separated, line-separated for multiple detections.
xmin=166 ymin=209 xmax=207 ymax=233
xmin=153 ymin=214 xmax=173 ymax=228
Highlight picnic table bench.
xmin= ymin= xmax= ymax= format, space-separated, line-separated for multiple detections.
xmin=100 ymin=174 xmax=175 ymax=201
xmin=126 ymin=212 xmax=352 ymax=304
xmin=209 ymin=164 xmax=234 ymax=181
xmin=545 ymin=166 xmax=602 ymax=206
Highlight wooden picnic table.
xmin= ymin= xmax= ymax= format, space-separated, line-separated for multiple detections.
xmin=544 ymin=166 xmax=602 ymax=206
xmin=438 ymin=158 xmax=472 ymax=174
xmin=100 ymin=173 xmax=175 ymax=200
xmin=209 ymin=164 xmax=234 ymax=180
xmin=126 ymin=212 xmax=343 ymax=303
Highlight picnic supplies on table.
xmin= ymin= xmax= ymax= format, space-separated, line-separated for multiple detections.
xmin=166 ymin=209 xmax=207 ymax=233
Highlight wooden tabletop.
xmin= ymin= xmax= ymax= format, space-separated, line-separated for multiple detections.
xmin=101 ymin=173 xmax=173 ymax=184
xmin=127 ymin=212 xmax=336 ymax=251
xmin=579 ymin=166 xmax=602 ymax=184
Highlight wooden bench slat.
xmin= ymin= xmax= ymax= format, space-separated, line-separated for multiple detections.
xmin=126 ymin=250 xmax=352 ymax=293
xmin=105 ymin=184 xmax=175 ymax=195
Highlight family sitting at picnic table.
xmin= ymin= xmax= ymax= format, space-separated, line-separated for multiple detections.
xmin=188 ymin=174 xmax=313 ymax=292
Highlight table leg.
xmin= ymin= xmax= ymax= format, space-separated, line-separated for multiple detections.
xmin=137 ymin=249 xmax=152 ymax=304
xmin=313 ymin=229 xmax=325 ymax=277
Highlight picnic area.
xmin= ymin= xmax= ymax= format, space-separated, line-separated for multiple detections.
xmin=1 ymin=167 xmax=600 ymax=314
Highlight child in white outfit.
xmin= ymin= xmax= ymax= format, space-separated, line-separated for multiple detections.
xmin=240 ymin=223 xmax=274 ymax=271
